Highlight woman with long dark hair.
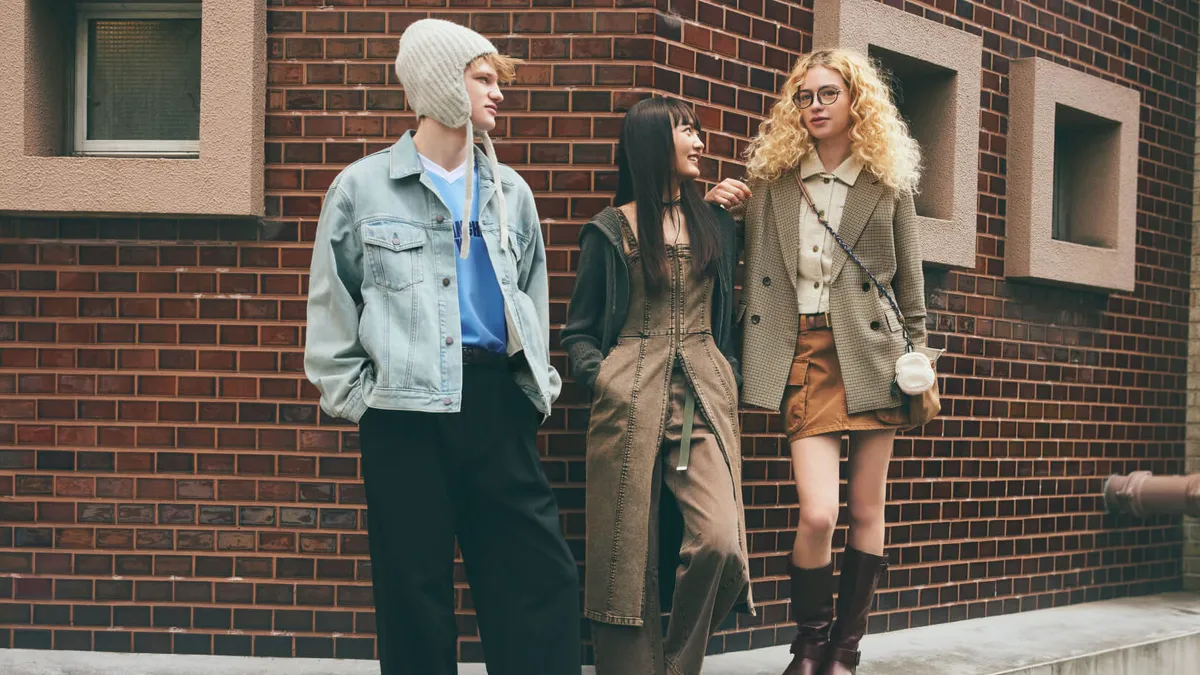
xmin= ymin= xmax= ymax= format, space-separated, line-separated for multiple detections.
xmin=563 ymin=96 xmax=754 ymax=675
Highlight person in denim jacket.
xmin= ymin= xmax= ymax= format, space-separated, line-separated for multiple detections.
xmin=303 ymin=19 xmax=580 ymax=675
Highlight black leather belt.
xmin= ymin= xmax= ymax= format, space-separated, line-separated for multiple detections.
xmin=462 ymin=346 xmax=509 ymax=367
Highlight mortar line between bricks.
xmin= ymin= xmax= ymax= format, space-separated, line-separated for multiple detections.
xmin=6 ymin=509 xmax=1127 ymax=526
xmin=0 ymin=538 xmax=1175 ymax=565
xmin=0 ymin=625 xmax=389 ymax=637
xmin=1 ymin=393 xmax=1189 ymax=408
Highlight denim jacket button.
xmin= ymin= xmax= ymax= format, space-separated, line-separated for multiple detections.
xmin=436 ymin=215 xmax=445 ymax=223
xmin=442 ymin=277 xmax=451 ymax=287
xmin=443 ymin=397 xmax=452 ymax=406
xmin=391 ymin=237 xmax=400 ymax=246
xmin=445 ymin=336 xmax=454 ymax=346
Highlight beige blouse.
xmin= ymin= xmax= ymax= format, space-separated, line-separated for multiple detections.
xmin=795 ymin=152 xmax=863 ymax=314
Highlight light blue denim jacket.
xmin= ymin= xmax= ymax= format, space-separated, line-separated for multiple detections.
xmin=304 ymin=132 xmax=561 ymax=423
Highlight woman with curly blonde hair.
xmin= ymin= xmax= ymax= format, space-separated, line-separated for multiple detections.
xmin=707 ymin=49 xmax=930 ymax=675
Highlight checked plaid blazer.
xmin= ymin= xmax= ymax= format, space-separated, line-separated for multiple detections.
xmin=735 ymin=166 xmax=929 ymax=415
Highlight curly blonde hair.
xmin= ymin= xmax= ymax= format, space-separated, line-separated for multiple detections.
xmin=744 ymin=49 xmax=921 ymax=193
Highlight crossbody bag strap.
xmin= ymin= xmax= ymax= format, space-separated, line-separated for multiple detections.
xmin=794 ymin=170 xmax=913 ymax=352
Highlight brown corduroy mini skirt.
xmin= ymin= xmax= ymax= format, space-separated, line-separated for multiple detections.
xmin=783 ymin=325 xmax=898 ymax=441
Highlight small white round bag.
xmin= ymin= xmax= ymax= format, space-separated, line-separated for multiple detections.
xmin=895 ymin=350 xmax=936 ymax=395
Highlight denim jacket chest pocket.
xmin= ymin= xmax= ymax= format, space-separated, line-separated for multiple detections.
xmin=361 ymin=220 xmax=425 ymax=292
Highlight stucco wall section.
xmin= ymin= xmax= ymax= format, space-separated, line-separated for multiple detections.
xmin=812 ymin=0 xmax=982 ymax=269
xmin=0 ymin=0 xmax=265 ymax=217
xmin=1007 ymin=58 xmax=1139 ymax=292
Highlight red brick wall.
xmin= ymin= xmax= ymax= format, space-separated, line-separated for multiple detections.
xmin=0 ymin=0 xmax=1196 ymax=662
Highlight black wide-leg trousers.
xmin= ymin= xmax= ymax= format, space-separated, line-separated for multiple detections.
xmin=358 ymin=363 xmax=582 ymax=675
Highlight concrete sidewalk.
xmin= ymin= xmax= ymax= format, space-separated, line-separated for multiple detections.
xmin=3 ymin=592 xmax=1199 ymax=674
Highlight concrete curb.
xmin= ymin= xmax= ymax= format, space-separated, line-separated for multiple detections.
xmin=3 ymin=592 xmax=1199 ymax=674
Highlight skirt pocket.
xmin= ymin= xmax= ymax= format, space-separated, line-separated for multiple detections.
xmin=782 ymin=358 xmax=810 ymax=437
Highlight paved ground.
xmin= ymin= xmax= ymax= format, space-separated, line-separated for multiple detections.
xmin=3 ymin=592 xmax=1199 ymax=674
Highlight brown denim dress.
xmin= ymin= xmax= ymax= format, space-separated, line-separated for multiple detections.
xmin=584 ymin=211 xmax=753 ymax=630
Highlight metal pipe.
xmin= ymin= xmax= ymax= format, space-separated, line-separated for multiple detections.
xmin=1102 ymin=471 xmax=1200 ymax=518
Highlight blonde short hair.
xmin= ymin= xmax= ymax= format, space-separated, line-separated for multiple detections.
xmin=471 ymin=53 xmax=520 ymax=84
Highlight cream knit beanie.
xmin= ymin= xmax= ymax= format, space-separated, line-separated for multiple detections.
xmin=396 ymin=19 xmax=508 ymax=259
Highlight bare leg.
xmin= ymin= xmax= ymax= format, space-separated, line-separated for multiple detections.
xmin=789 ymin=433 xmax=842 ymax=568
xmin=845 ymin=429 xmax=896 ymax=555
xmin=818 ymin=428 xmax=896 ymax=675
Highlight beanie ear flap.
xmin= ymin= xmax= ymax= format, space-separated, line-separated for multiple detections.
xmin=459 ymin=119 xmax=475 ymax=260
xmin=479 ymin=132 xmax=508 ymax=253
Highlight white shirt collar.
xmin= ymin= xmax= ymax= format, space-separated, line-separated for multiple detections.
xmin=418 ymin=153 xmax=467 ymax=183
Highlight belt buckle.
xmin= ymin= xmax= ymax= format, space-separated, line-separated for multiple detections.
xmin=801 ymin=312 xmax=829 ymax=331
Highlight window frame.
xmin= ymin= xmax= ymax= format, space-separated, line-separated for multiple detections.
xmin=812 ymin=0 xmax=982 ymax=269
xmin=73 ymin=1 xmax=202 ymax=157
xmin=1006 ymin=57 xmax=1139 ymax=292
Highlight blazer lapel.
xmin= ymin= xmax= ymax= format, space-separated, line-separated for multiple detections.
xmin=769 ymin=173 xmax=803 ymax=292
xmin=829 ymin=174 xmax=884 ymax=284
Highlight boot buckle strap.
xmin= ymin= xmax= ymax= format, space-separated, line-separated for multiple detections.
xmin=790 ymin=640 xmax=828 ymax=660
xmin=827 ymin=645 xmax=861 ymax=666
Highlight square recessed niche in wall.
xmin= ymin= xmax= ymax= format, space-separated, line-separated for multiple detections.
xmin=813 ymin=0 xmax=981 ymax=269
xmin=1008 ymin=58 xmax=1139 ymax=292
xmin=0 ymin=0 xmax=265 ymax=217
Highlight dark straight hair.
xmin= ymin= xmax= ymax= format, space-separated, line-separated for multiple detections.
xmin=614 ymin=97 xmax=724 ymax=291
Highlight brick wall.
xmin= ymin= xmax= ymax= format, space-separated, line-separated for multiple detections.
xmin=0 ymin=0 xmax=1197 ymax=662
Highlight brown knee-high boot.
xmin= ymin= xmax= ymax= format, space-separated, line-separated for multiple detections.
xmin=819 ymin=547 xmax=887 ymax=675
xmin=781 ymin=562 xmax=834 ymax=675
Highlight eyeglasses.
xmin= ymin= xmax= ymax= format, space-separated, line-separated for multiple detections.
xmin=793 ymin=85 xmax=842 ymax=109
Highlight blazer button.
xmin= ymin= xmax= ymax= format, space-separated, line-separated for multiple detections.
xmin=870 ymin=320 xmax=881 ymax=331
xmin=751 ymin=315 xmax=761 ymax=324
xmin=763 ymin=276 xmax=771 ymax=287
xmin=862 ymin=282 xmax=870 ymax=292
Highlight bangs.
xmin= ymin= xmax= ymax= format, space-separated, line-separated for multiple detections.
xmin=470 ymin=53 xmax=520 ymax=84
xmin=667 ymin=100 xmax=701 ymax=131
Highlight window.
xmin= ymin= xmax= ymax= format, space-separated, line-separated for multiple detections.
xmin=74 ymin=2 xmax=202 ymax=156
xmin=813 ymin=0 xmax=982 ymax=269
xmin=1051 ymin=104 xmax=1120 ymax=248
xmin=0 ymin=0 xmax=265 ymax=216
xmin=1007 ymin=58 xmax=1138 ymax=292
xmin=869 ymin=46 xmax=956 ymax=222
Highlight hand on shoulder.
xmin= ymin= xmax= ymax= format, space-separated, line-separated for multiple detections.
xmin=704 ymin=178 xmax=752 ymax=209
